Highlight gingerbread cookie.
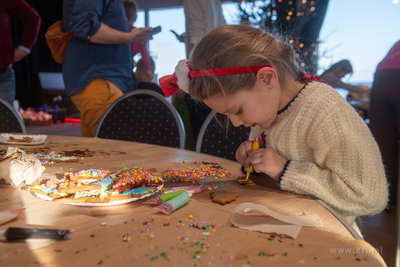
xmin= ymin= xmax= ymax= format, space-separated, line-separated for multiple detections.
xmin=210 ymin=191 xmax=239 ymax=205
xmin=237 ymin=179 xmax=256 ymax=187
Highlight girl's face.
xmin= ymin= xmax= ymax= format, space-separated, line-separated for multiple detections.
xmin=203 ymin=80 xmax=282 ymax=128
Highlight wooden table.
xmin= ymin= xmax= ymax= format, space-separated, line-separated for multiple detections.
xmin=0 ymin=135 xmax=386 ymax=266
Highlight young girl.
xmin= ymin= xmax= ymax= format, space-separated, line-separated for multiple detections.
xmin=159 ymin=25 xmax=388 ymax=235
xmin=123 ymin=0 xmax=153 ymax=80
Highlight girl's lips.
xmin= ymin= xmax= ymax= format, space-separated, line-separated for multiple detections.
xmin=251 ymin=123 xmax=257 ymax=127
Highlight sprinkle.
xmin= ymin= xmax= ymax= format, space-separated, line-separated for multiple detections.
xmin=189 ymin=215 xmax=193 ymax=219
xmin=100 ymin=222 xmax=107 ymax=226
xmin=299 ymin=259 xmax=305 ymax=264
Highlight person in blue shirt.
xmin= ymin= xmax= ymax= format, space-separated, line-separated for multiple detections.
xmin=62 ymin=0 xmax=154 ymax=137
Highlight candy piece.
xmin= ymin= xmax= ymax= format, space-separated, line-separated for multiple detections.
xmin=153 ymin=192 xmax=190 ymax=214
xmin=144 ymin=189 xmax=187 ymax=205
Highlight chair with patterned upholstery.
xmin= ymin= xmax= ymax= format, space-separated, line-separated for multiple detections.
xmin=0 ymin=98 xmax=26 ymax=133
xmin=196 ymin=111 xmax=251 ymax=161
xmin=94 ymin=89 xmax=185 ymax=149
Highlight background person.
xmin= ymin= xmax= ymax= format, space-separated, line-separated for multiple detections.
xmin=123 ymin=0 xmax=154 ymax=81
xmin=369 ymin=40 xmax=400 ymax=206
xmin=135 ymin=57 xmax=164 ymax=96
xmin=181 ymin=0 xmax=226 ymax=142
xmin=321 ymin=59 xmax=367 ymax=95
xmin=62 ymin=0 xmax=153 ymax=137
xmin=0 ymin=0 xmax=41 ymax=107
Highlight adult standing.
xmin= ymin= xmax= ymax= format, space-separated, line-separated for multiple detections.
xmin=182 ymin=0 xmax=226 ymax=141
xmin=183 ymin=0 xmax=226 ymax=59
xmin=0 ymin=0 xmax=41 ymax=107
xmin=62 ymin=0 xmax=153 ymax=137
xmin=369 ymin=40 xmax=400 ymax=206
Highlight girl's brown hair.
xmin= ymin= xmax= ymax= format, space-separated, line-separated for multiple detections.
xmin=189 ymin=25 xmax=304 ymax=100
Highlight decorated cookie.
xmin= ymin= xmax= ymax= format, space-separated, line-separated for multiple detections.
xmin=113 ymin=167 xmax=163 ymax=193
xmin=237 ymin=179 xmax=256 ymax=187
xmin=55 ymin=190 xmax=110 ymax=203
xmin=64 ymin=168 xmax=113 ymax=180
xmin=160 ymin=162 xmax=232 ymax=183
xmin=92 ymin=177 xmax=115 ymax=191
xmin=32 ymin=152 xmax=79 ymax=163
xmin=210 ymin=191 xmax=239 ymax=205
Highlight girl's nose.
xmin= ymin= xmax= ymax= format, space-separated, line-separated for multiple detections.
xmin=229 ymin=116 xmax=243 ymax=127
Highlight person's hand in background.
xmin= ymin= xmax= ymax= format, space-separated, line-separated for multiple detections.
xmin=13 ymin=48 xmax=28 ymax=62
xmin=129 ymin=27 xmax=153 ymax=44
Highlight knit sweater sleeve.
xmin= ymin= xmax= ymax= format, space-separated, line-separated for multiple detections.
xmin=279 ymin=96 xmax=388 ymax=218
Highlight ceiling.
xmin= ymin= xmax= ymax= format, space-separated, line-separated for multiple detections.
xmin=135 ymin=0 xmax=234 ymax=10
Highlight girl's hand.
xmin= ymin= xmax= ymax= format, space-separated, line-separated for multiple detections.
xmin=246 ymin=148 xmax=287 ymax=182
xmin=235 ymin=140 xmax=254 ymax=167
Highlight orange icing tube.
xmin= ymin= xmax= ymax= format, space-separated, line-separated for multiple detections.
xmin=245 ymin=138 xmax=261 ymax=180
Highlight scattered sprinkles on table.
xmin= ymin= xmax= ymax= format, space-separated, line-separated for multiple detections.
xmin=160 ymin=161 xmax=233 ymax=183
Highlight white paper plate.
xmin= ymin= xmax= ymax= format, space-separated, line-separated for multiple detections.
xmin=34 ymin=184 xmax=163 ymax=207
xmin=0 ymin=134 xmax=47 ymax=145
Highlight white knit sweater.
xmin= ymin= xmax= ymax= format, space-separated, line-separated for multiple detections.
xmin=249 ymin=82 xmax=388 ymax=231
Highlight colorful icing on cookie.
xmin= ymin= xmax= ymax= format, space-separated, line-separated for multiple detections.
xmin=160 ymin=162 xmax=233 ymax=183
xmin=113 ymin=167 xmax=163 ymax=193
xmin=120 ymin=186 xmax=157 ymax=196
xmin=32 ymin=152 xmax=79 ymax=163
xmin=92 ymin=177 xmax=115 ymax=191
xmin=64 ymin=168 xmax=113 ymax=180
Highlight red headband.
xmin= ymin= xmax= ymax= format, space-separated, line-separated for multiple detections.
xmin=190 ymin=65 xmax=271 ymax=77
xmin=158 ymin=60 xmax=271 ymax=97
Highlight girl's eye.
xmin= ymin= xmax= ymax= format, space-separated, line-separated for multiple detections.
xmin=235 ymin=108 xmax=242 ymax=115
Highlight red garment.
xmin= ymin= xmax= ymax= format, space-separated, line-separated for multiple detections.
xmin=129 ymin=25 xmax=151 ymax=71
xmin=376 ymin=40 xmax=400 ymax=71
xmin=0 ymin=0 xmax=41 ymax=73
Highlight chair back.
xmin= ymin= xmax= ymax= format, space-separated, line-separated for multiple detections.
xmin=0 ymin=98 xmax=26 ymax=133
xmin=94 ymin=89 xmax=185 ymax=149
xmin=196 ymin=111 xmax=250 ymax=161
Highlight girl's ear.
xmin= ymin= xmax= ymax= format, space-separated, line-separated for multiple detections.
xmin=256 ymin=67 xmax=278 ymax=88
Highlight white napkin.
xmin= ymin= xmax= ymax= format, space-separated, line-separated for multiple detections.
xmin=5 ymin=147 xmax=46 ymax=185
xmin=230 ymin=203 xmax=323 ymax=239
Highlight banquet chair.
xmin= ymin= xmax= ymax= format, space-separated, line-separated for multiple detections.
xmin=0 ymin=98 xmax=26 ymax=133
xmin=196 ymin=111 xmax=250 ymax=161
xmin=94 ymin=89 xmax=185 ymax=149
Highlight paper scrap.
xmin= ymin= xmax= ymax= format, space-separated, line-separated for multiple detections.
xmin=2 ymin=147 xmax=46 ymax=185
xmin=230 ymin=203 xmax=323 ymax=239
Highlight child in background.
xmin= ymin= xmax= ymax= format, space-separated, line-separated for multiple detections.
xmin=321 ymin=60 xmax=367 ymax=95
xmin=159 ymin=25 xmax=388 ymax=235
xmin=123 ymin=0 xmax=153 ymax=80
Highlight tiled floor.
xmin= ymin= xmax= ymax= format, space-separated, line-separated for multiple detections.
xmin=25 ymin=122 xmax=397 ymax=266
